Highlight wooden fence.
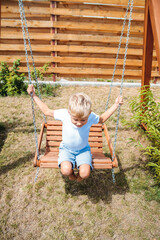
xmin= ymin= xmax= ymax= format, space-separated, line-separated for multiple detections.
xmin=1 ymin=0 xmax=159 ymax=81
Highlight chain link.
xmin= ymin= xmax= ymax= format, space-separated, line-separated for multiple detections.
xmin=18 ymin=0 xmax=46 ymax=123
xmin=18 ymin=0 xmax=43 ymax=181
xmin=105 ymin=0 xmax=131 ymax=111
xmin=18 ymin=0 xmax=40 ymax=158
xmin=110 ymin=0 xmax=134 ymax=184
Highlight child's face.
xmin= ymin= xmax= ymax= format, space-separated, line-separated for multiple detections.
xmin=70 ymin=114 xmax=89 ymax=128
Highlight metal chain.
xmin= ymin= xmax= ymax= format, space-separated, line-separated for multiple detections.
xmin=111 ymin=0 xmax=134 ymax=183
xmin=105 ymin=0 xmax=131 ymax=111
xmin=18 ymin=0 xmax=46 ymax=123
xmin=18 ymin=0 xmax=42 ymax=181
xmin=18 ymin=0 xmax=39 ymax=158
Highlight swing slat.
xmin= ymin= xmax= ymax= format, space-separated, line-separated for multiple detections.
xmin=47 ymin=125 xmax=102 ymax=132
xmin=34 ymin=121 xmax=118 ymax=169
xmin=40 ymin=163 xmax=59 ymax=168
xmin=40 ymin=152 xmax=113 ymax=169
xmin=40 ymin=162 xmax=112 ymax=169
xmin=46 ymin=131 xmax=102 ymax=137
xmin=46 ymin=147 xmax=59 ymax=152
xmin=46 ymin=135 xmax=103 ymax=142
xmin=47 ymin=141 xmax=103 ymax=148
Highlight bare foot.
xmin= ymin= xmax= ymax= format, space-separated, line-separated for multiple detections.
xmin=76 ymin=173 xmax=83 ymax=182
xmin=69 ymin=172 xmax=77 ymax=181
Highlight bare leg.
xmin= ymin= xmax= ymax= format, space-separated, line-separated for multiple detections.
xmin=77 ymin=164 xmax=91 ymax=182
xmin=60 ymin=161 xmax=77 ymax=181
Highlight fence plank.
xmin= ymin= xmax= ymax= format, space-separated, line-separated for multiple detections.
xmin=50 ymin=8 xmax=144 ymax=21
xmin=2 ymin=6 xmax=144 ymax=21
xmin=1 ymin=44 xmax=158 ymax=58
xmin=52 ymin=0 xmax=145 ymax=7
xmin=52 ymin=21 xmax=144 ymax=35
xmin=16 ymin=66 xmax=159 ymax=77
xmin=1 ymin=20 xmax=144 ymax=36
xmin=53 ymin=67 xmax=142 ymax=76
xmin=1 ymin=31 xmax=144 ymax=46
xmin=1 ymin=19 xmax=51 ymax=28
xmin=8 ymin=67 xmax=158 ymax=79
xmin=0 ymin=55 xmax=157 ymax=68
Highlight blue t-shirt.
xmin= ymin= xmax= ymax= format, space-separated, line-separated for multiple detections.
xmin=54 ymin=109 xmax=99 ymax=151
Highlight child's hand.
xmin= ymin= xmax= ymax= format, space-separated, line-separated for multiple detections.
xmin=27 ymin=84 xmax=35 ymax=96
xmin=115 ymin=96 xmax=123 ymax=105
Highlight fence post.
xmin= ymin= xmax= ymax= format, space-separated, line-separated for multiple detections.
xmin=50 ymin=1 xmax=57 ymax=81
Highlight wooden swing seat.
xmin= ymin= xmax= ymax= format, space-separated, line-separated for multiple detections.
xmin=34 ymin=121 xmax=118 ymax=169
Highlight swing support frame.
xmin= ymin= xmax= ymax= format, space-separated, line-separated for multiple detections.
xmin=141 ymin=0 xmax=160 ymax=130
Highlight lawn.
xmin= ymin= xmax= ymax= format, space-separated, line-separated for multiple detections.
xmin=0 ymin=86 xmax=160 ymax=240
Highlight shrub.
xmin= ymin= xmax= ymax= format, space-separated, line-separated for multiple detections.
xmin=0 ymin=60 xmax=27 ymax=96
xmin=37 ymin=83 xmax=60 ymax=97
xmin=0 ymin=61 xmax=60 ymax=97
xmin=30 ymin=64 xmax=60 ymax=97
xmin=130 ymin=88 xmax=160 ymax=183
xmin=31 ymin=63 xmax=50 ymax=82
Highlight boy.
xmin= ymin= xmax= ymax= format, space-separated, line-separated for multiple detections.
xmin=27 ymin=85 xmax=123 ymax=182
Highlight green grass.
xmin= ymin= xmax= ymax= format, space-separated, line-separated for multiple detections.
xmin=0 ymin=86 xmax=160 ymax=240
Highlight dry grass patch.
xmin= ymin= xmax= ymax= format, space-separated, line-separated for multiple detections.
xmin=0 ymin=87 xmax=160 ymax=240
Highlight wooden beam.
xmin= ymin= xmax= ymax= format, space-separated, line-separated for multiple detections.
xmin=141 ymin=0 xmax=154 ymax=88
xmin=34 ymin=122 xmax=46 ymax=167
xmin=149 ymin=0 xmax=160 ymax=71
xmin=0 ymin=0 xmax=1 ymax=42
xmin=103 ymin=124 xmax=118 ymax=167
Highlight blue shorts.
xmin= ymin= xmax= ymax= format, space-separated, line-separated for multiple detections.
xmin=58 ymin=143 xmax=93 ymax=170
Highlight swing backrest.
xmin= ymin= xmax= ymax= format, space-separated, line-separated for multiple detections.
xmin=46 ymin=121 xmax=103 ymax=153
xmin=35 ymin=120 xmax=118 ymax=169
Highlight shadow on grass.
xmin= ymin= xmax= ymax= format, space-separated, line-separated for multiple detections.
xmin=0 ymin=118 xmax=42 ymax=152
xmin=0 ymin=151 xmax=35 ymax=176
xmin=0 ymin=120 xmax=43 ymax=176
xmin=63 ymin=156 xmax=141 ymax=203
xmin=0 ymin=122 xmax=8 ymax=153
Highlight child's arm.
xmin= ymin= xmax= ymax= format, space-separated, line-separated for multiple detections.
xmin=27 ymin=84 xmax=54 ymax=117
xmin=99 ymin=96 xmax=123 ymax=123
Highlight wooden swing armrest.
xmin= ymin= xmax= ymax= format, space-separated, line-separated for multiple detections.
xmin=34 ymin=122 xmax=46 ymax=167
xmin=102 ymin=124 xmax=118 ymax=168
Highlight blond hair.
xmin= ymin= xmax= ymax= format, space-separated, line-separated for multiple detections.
xmin=68 ymin=92 xmax=92 ymax=118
